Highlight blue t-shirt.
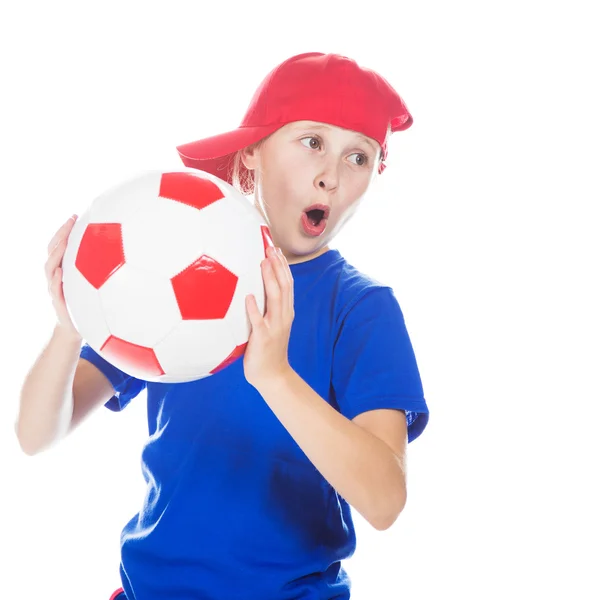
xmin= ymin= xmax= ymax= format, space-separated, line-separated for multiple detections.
xmin=80 ymin=248 xmax=429 ymax=600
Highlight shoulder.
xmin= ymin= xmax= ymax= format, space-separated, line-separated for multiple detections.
xmin=333 ymin=257 xmax=403 ymax=324
xmin=294 ymin=249 xmax=404 ymax=327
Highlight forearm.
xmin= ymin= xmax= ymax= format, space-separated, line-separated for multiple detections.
xmin=256 ymin=367 xmax=406 ymax=530
xmin=16 ymin=324 xmax=82 ymax=455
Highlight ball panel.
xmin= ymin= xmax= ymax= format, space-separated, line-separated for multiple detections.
xmin=159 ymin=171 xmax=224 ymax=211
xmin=223 ymin=269 xmax=265 ymax=347
xmin=63 ymin=210 xmax=91 ymax=273
xmin=89 ymin=171 xmax=163 ymax=223
xmin=100 ymin=336 xmax=166 ymax=379
xmin=182 ymin=168 xmax=268 ymax=231
xmin=177 ymin=167 xmax=236 ymax=192
xmin=99 ymin=264 xmax=182 ymax=348
xmin=172 ymin=256 xmax=238 ymax=320
xmin=76 ymin=223 xmax=125 ymax=289
xmin=210 ymin=342 xmax=247 ymax=375
xmin=154 ymin=319 xmax=239 ymax=380
xmin=150 ymin=372 xmax=202 ymax=384
xmin=121 ymin=195 xmax=208 ymax=279
xmin=198 ymin=199 xmax=268 ymax=277
xmin=62 ymin=260 xmax=111 ymax=349
xmin=230 ymin=195 xmax=266 ymax=226
xmin=208 ymin=176 xmax=267 ymax=227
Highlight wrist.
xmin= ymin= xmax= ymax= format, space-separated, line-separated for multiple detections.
xmin=254 ymin=364 xmax=295 ymax=397
xmin=53 ymin=323 xmax=82 ymax=346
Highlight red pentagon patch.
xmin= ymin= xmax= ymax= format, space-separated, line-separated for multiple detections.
xmin=210 ymin=342 xmax=248 ymax=374
xmin=76 ymin=223 xmax=125 ymax=289
xmin=261 ymin=225 xmax=275 ymax=256
xmin=171 ymin=255 xmax=238 ymax=320
xmin=159 ymin=172 xmax=224 ymax=211
xmin=100 ymin=335 xmax=165 ymax=377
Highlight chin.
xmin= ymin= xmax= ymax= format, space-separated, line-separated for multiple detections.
xmin=286 ymin=241 xmax=330 ymax=264
xmin=273 ymin=216 xmax=333 ymax=262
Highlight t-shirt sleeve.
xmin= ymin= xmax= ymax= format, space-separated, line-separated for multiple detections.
xmin=79 ymin=343 xmax=147 ymax=412
xmin=332 ymin=287 xmax=429 ymax=443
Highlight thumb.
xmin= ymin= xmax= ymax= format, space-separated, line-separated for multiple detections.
xmin=245 ymin=294 xmax=262 ymax=329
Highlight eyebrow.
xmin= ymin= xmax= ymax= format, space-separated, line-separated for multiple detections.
xmin=292 ymin=123 xmax=379 ymax=154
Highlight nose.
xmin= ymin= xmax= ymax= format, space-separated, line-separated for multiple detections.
xmin=315 ymin=164 xmax=339 ymax=193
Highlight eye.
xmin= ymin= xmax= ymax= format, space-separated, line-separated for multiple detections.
xmin=348 ymin=152 xmax=369 ymax=167
xmin=300 ymin=136 xmax=321 ymax=150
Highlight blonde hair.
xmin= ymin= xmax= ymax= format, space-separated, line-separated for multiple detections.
xmin=230 ymin=138 xmax=268 ymax=196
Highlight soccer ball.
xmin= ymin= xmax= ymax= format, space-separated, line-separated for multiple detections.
xmin=62 ymin=169 xmax=273 ymax=383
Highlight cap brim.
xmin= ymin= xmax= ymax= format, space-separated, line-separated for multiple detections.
xmin=391 ymin=113 xmax=413 ymax=132
xmin=176 ymin=124 xmax=282 ymax=187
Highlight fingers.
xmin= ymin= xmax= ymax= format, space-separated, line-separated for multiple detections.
xmin=49 ymin=266 xmax=63 ymax=299
xmin=43 ymin=215 xmax=81 ymax=336
xmin=262 ymin=257 xmax=281 ymax=324
xmin=45 ymin=236 xmax=69 ymax=284
xmin=263 ymin=247 xmax=294 ymax=323
xmin=270 ymin=247 xmax=294 ymax=316
xmin=47 ymin=214 xmax=78 ymax=255
xmin=49 ymin=266 xmax=73 ymax=327
xmin=46 ymin=213 xmax=78 ymax=285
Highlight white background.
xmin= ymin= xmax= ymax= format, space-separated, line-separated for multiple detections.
xmin=1 ymin=1 xmax=599 ymax=598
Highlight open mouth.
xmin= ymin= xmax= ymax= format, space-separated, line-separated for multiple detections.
xmin=301 ymin=204 xmax=330 ymax=237
xmin=304 ymin=204 xmax=330 ymax=224
xmin=306 ymin=208 xmax=326 ymax=226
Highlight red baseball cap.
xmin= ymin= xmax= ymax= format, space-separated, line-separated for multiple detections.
xmin=176 ymin=52 xmax=413 ymax=189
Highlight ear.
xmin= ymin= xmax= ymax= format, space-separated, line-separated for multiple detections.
xmin=240 ymin=143 xmax=260 ymax=171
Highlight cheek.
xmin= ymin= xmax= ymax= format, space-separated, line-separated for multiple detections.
xmin=336 ymin=175 xmax=371 ymax=217
xmin=352 ymin=172 xmax=373 ymax=198
xmin=333 ymin=176 xmax=370 ymax=214
xmin=261 ymin=158 xmax=305 ymax=206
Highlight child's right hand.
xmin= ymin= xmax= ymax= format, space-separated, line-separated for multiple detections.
xmin=45 ymin=215 xmax=81 ymax=340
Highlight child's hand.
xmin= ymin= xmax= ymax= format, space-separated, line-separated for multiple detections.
xmin=45 ymin=215 xmax=81 ymax=341
xmin=244 ymin=246 xmax=294 ymax=390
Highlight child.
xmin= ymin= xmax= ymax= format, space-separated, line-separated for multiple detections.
xmin=17 ymin=52 xmax=430 ymax=600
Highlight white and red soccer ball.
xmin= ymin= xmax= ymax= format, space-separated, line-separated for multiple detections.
xmin=62 ymin=169 xmax=274 ymax=383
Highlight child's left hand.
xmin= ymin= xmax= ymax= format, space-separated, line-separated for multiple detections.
xmin=244 ymin=245 xmax=294 ymax=390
